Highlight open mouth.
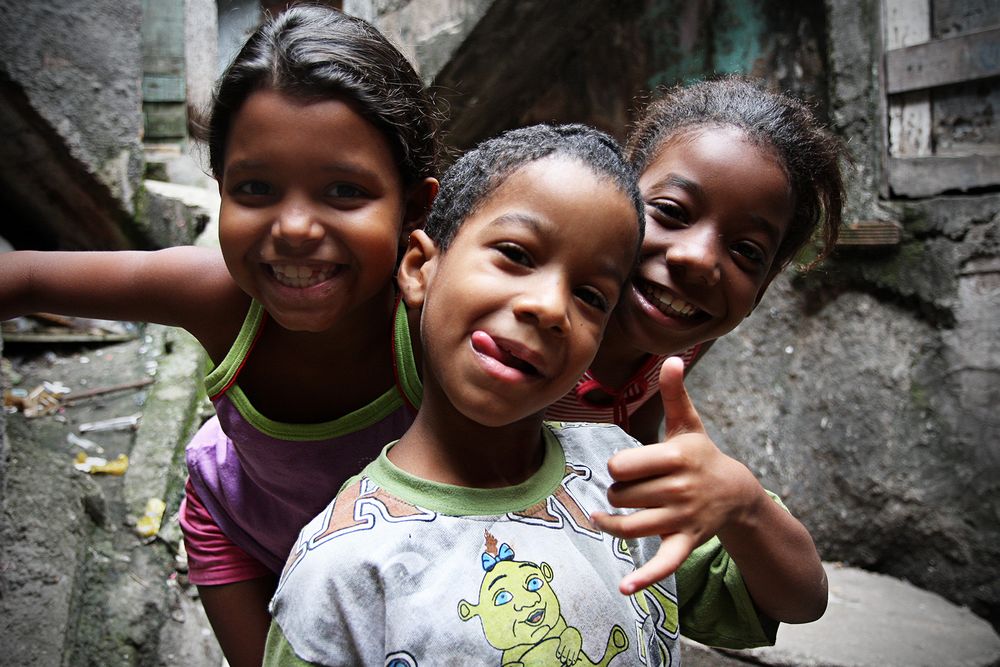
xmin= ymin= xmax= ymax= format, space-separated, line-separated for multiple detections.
xmin=471 ymin=332 xmax=542 ymax=377
xmin=636 ymin=280 xmax=704 ymax=320
xmin=268 ymin=263 xmax=341 ymax=289
xmin=525 ymin=609 xmax=545 ymax=625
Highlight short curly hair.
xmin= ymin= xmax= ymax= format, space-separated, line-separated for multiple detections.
xmin=424 ymin=124 xmax=644 ymax=256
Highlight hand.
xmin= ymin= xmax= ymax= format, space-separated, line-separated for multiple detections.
xmin=590 ymin=356 xmax=758 ymax=595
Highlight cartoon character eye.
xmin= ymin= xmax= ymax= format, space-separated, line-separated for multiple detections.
xmin=494 ymin=590 xmax=513 ymax=606
xmin=525 ymin=576 xmax=543 ymax=592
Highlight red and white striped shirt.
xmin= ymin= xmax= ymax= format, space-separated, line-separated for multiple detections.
xmin=545 ymin=344 xmax=702 ymax=433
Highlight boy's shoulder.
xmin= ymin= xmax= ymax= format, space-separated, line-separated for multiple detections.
xmin=543 ymin=420 xmax=641 ymax=459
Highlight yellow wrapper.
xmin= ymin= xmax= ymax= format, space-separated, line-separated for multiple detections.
xmin=136 ymin=498 xmax=167 ymax=538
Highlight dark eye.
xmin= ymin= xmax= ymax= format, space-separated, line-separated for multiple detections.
xmin=732 ymin=241 xmax=767 ymax=266
xmin=647 ymin=200 xmax=688 ymax=225
xmin=328 ymin=183 xmax=366 ymax=198
xmin=496 ymin=243 xmax=533 ymax=267
xmin=574 ymin=286 xmax=610 ymax=312
xmin=235 ymin=181 xmax=272 ymax=196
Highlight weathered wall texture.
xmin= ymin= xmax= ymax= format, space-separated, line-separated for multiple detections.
xmin=761 ymin=0 xmax=998 ymax=627
xmin=0 ymin=0 xmax=144 ymax=250
xmin=369 ymin=0 xmax=1000 ymax=630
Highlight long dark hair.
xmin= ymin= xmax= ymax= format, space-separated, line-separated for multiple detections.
xmin=203 ymin=5 xmax=441 ymax=187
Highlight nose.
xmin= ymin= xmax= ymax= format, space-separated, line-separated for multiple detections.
xmin=272 ymin=199 xmax=324 ymax=249
xmin=512 ymin=275 xmax=571 ymax=336
xmin=665 ymin=226 xmax=722 ymax=286
xmin=513 ymin=591 xmax=541 ymax=611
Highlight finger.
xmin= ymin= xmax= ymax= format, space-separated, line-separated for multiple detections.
xmin=606 ymin=475 xmax=689 ymax=510
xmin=606 ymin=429 xmax=710 ymax=482
xmin=591 ymin=507 xmax=684 ymax=540
xmin=660 ymin=356 xmax=706 ymax=437
xmin=619 ymin=533 xmax=695 ymax=595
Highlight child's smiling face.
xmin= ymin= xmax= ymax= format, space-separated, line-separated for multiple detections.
xmin=405 ymin=156 xmax=639 ymax=427
xmin=218 ymin=89 xmax=409 ymax=333
xmin=613 ymin=126 xmax=795 ymax=356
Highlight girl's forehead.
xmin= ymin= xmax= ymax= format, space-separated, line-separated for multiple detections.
xmin=648 ymin=126 xmax=790 ymax=190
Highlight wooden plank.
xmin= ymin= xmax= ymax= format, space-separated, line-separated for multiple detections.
xmin=888 ymin=155 xmax=1000 ymax=197
xmin=143 ymin=104 xmax=187 ymax=140
xmin=886 ymin=27 xmax=1000 ymax=93
xmin=884 ymin=0 xmax=932 ymax=158
xmin=142 ymin=75 xmax=186 ymax=103
xmin=836 ymin=220 xmax=902 ymax=247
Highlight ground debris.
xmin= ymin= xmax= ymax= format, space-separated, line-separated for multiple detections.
xmin=73 ymin=452 xmax=129 ymax=475
xmin=79 ymin=413 xmax=142 ymax=433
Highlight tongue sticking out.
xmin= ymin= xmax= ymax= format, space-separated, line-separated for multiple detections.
xmin=471 ymin=331 xmax=538 ymax=375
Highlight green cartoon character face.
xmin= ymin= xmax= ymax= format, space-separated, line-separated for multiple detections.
xmin=458 ymin=540 xmax=629 ymax=667
xmin=459 ymin=545 xmax=561 ymax=649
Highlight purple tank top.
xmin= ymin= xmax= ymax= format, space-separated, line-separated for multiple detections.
xmin=185 ymin=300 xmax=422 ymax=573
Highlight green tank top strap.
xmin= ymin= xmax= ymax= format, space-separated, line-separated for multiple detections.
xmin=393 ymin=298 xmax=423 ymax=410
xmin=204 ymin=298 xmax=266 ymax=398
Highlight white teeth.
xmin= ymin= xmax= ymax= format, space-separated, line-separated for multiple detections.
xmin=640 ymin=283 xmax=698 ymax=318
xmin=270 ymin=264 xmax=337 ymax=288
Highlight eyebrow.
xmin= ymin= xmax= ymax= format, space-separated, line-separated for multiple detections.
xmin=487 ymin=573 xmax=508 ymax=591
xmin=649 ymin=173 xmax=782 ymax=247
xmin=487 ymin=212 xmax=631 ymax=283
xmin=486 ymin=212 xmax=545 ymax=234
xmin=647 ymin=173 xmax=704 ymax=201
xmin=224 ymin=159 xmax=379 ymax=180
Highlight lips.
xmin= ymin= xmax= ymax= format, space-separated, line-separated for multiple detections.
xmin=525 ymin=609 xmax=545 ymax=625
xmin=470 ymin=331 xmax=543 ymax=378
xmin=267 ymin=263 xmax=342 ymax=288
xmin=635 ymin=280 xmax=704 ymax=320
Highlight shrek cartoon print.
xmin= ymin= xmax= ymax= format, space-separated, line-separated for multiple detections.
xmin=458 ymin=534 xmax=629 ymax=667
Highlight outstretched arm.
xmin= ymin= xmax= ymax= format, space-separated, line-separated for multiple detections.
xmin=591 ymin=357 xmax=827 ymax=624
xmin=0 ymin=247 xmax=246 ymax=356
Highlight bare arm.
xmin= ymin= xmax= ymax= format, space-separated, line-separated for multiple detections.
xmin=0 ymin=247 xmax=247 ymax=355
xmin=592 ymin=357 xmax=828 ymax=624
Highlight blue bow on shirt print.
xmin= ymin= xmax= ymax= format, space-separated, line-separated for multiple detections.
xmin=481 ymin=543 xmax=514 ymax=572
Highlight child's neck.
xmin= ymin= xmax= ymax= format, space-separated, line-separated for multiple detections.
xmin=587 ymin=318 xmax=656 ymax=390
xmin=235 ymin=285 xmax=398 ymax=422
xmin=388 ymin=393 xmax=547 ymax=489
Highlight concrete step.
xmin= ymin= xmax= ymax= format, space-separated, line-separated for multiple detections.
xmin=684 ymin=562 xmax=1000 ymax=666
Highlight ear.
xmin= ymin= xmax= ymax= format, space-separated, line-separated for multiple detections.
xmin=401 ymin=177 xmax=439 ymax=238
xmin=457 ymin=600 xmax=477 ymax=622
xmin=397 ymin=229 xmax=439 ymax=310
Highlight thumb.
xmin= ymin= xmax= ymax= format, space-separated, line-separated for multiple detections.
xmin=659 ymin=356 xmax=705 ymax=437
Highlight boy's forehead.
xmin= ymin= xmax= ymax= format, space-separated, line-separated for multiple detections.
xmin=453 ymin=158 xmax=638 ymax=275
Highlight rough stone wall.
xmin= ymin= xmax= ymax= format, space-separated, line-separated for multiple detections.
xmin=684 ymin=0 xmax=1000 ymax=630
xmin=185 ymin=0 xmax=219 ymax=121
xmin=0 ymin=0 xmax=144 ymax=249
xmin=343 ymin=0 xmax=492 ymax=83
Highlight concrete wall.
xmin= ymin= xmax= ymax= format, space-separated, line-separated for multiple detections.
xmin=0 ymin=0 xmax=145 ymax=250
xmin=185 ymin=0 xmax=219 ymax=119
